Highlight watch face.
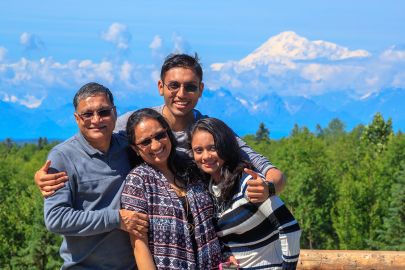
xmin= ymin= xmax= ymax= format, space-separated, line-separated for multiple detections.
xmin=267 ymin=181 xmax=276 ymax=196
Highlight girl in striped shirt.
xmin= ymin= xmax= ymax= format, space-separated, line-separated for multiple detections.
xmin=190 ymin=118 xmax=301 ymax=270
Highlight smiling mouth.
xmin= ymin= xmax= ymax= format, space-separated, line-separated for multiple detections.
xmin=173 ymin=101 xmax=189 ymax=107
xmin=203 ymin=162 xmax=217 ymax=168
xmin=89 ymin=126 xmax=107 ymax=130
xmin=152 ymin=148 xmax=165 ymax=157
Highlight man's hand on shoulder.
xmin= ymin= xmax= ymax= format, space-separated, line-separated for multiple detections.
xmin=119 ymin=209 xmax=149 ymax=238
xmin=35 ymin=160 xmax=68 ymax=198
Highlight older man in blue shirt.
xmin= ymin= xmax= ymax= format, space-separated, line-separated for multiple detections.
xmin=44 ymin=82 xmax=148 ymax=269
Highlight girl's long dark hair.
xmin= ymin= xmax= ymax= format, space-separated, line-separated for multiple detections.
xmin=126 ymin=108 xmax=198 ymax=185
xmin=190 ymin=117 xmax=252 ymax=201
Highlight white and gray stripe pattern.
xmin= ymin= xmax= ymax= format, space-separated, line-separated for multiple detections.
xmin=212 ymin=173 xmax=301 ymax=270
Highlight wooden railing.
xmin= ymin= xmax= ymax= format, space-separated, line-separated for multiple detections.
xmin=297 ymin=249 xmax=405 ymax=270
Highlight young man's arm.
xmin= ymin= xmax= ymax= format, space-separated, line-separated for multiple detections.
xmin=35 ymin=160 xmax=68 ymax=197
xmin=236 ymin=136 xmax=286 ymax=200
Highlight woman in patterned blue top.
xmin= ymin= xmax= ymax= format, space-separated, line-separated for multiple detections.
xmin=121 ymin=108 xmax=221 ymax=270
xmin=190 ymin=118 xmax=301 ymax=270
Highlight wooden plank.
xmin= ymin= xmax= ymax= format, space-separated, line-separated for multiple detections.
xmin=297 ymin=250 xmax=405 ymax=270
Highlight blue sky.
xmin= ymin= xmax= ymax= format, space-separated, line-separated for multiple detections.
xmin=1 ymin=0 xmax=405 ymax=138
xmin=2 ymin=0 xmax=403 ymax=63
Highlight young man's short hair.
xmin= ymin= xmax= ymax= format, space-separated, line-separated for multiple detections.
xmin=160 ymin=53 xmax=203 ymax=82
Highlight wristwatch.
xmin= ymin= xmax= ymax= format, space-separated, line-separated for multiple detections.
xmin=264 ymin=180 xmax=276 ymax=197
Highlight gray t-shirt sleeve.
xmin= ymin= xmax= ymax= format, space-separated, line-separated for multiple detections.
xmin=236 ymin=135 xmax=275 ymax=175
xmin=114 ymin=106 xmax=162 ymax=134
xmin=43 ymin=149 xmax=120 ymax=236
xmin=114 ymin=111 xmax=134 ymax=133
xmin=198 ymin=109 xmax=275 ymax=175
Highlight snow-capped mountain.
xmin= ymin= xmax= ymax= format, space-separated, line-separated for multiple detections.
xmin=208 ymin=31 xmax=392 ymax=99
xmin=211 ymin=31 xmax=370 ymax=71
xmin=2 ymin=31 xmax=404 ymax=140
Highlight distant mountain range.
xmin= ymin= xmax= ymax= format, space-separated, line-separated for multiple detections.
xmin=2 ymin=31 xmax=404 ymax=140
xmin=2 ymin=87 xmax=404 ymax=140
xmin=199 ymin=87 xmax=405 ymax=138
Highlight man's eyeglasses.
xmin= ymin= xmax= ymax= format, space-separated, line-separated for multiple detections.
xmin=77 ymin=106 xmax=115 ymax=121
xmin=136 ymin=130 xmax=168 ymax=148
xmin=163 ymin=81 xmax=199 ymax=93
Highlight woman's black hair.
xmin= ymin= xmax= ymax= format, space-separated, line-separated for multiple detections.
xmin=126 ymin=108 xmax=198 ymax=185
xmin=190 ymin=117 xmax=252 ymax=201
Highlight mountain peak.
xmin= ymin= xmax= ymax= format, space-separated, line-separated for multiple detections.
xmin=237 ymin=31 xmax=370 ymax=68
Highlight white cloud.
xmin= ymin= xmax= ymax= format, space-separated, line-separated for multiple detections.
xmin=2 ymin=93 xmax=17 ymax=103
xmin=120 ymin=61 xmax=132 ymax=82
xmin=0 ymin=47 xmax=7 ymax=61
xmin=172 ymin=33 xmax=191 ymax=54
xmin=1 ymin=93 xmax=43 ymax=108
xmin=19 ymin=94 xmax=44 ymax=108
xmin=69 ymin=59 xmax=114 ymax=83
xmin=210 ymin=63 xmax=224 ymax=71
xmin=380 ymin=46 xmax=405 ymax=62
xmin=19 ymin=32 xmax=45 ymax=51
xmin=149 ymin=35 xmax=162 ymax=50
xmin=149 ymin=35 xmax=167 ymax=60
xmin=96 ymin=61 xmax=114 ymax=83
xmin=102 ymin=23 xmax=131 ymax=50
xmin=0 ymin=57 xmax=139 ymax=87
xmin=392 ymin=72 xmax=405 ymax=88
xmin=151 ymin=69 xmax=160 ymax=82
xmin=0 ymin=55 xmax=158 ymax=110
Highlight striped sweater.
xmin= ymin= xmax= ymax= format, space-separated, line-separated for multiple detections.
xmin=211 ymin=172 xmax=301 ymax=270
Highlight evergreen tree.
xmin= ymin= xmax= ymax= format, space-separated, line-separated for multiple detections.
xmin=323 ymin=118 xmax=345 ymax=141
xmin=276 ymin=126 xmax=337 ymax=249
xmin=361 ymin=112 xmax=393 ymax=153
xmin=375 ymin=163 xmax=405 ymax=250
xmin=255 ymin=122 xmax=270 ymax=141
xmin=315 ymin=124 xmax=324 ymax=138
xmin=0 ymin=143 xmax=61 ymax=269
xmin=4 ymin=138 xmax=14 ymax=150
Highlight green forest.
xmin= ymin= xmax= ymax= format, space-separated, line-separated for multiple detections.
xmin=1 ymin=112 xmax=404 ymax=269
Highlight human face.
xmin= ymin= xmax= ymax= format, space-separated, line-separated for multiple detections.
xmin=132 ymin=118 xmax=172 ymax=170
xmin=74 ymin=94 xmax=116 ymax=151
xmin=158 ymin=67 xmax=203 ymax=119
xmin=191 ymin=130 xmax=224 ymax=183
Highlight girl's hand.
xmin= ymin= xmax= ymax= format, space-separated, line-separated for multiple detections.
xmin=219 ymin=256 xmax=239 ymax=269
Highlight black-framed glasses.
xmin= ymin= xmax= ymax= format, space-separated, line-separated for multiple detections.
xmin=163 ymin=81 xmax=199 ymax=93
xmin=136 ymin=130 xmax=168 ymax=148
xmin=77 ymin=106 xmax=115 ymax=121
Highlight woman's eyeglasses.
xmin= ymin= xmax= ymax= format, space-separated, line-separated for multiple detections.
xmin=136 ymin=130 xmax=168 ymax=148
xmin=77 ymin=106 xmax=115 ymax=121
xmin=163 ymin=81 xmax=199 ymax=93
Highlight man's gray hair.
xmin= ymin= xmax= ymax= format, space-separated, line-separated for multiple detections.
xmin=73 ymin=82 xmax=114 ymax=110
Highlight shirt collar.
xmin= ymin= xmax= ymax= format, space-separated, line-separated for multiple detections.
xmin=76 ymin=132 xmax=114 ymax=156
